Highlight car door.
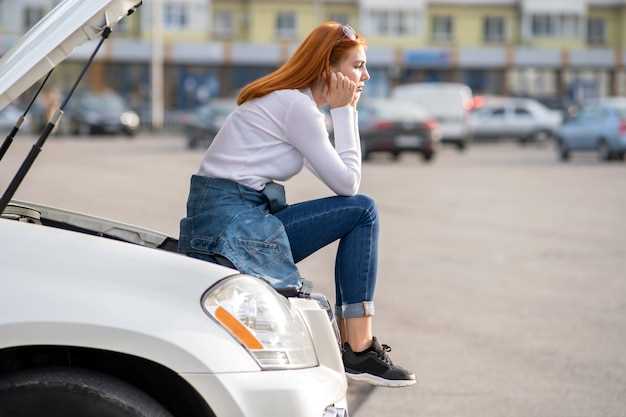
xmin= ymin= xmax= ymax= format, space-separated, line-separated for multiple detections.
xmin=509 ymin=106 xmax=535 ymax=137
xmin=579 ymin=106 xmax=605 ymax=149
xmin=559 ymin=111 xmax=585 ymax=149
xmin=471 ymin=106 xmax=507 ymax=140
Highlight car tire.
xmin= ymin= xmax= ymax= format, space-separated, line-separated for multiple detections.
xmin=186 ymin=137 xmax=197 ymax=149
xmin=70 ymin=121 xmax=80 ymax=136
xmin=78 ymin=123 xmax=91 ymax=136
xmin=0 ymin=367 xmax=174 ymax=417
xmin=391 ymin=151 xmax=401 ymax=161
xmin=597 ymin=140 xmax=611 ymax=161
xmin=422 ymin=151 xmax=435 ymax=162
xmin=124 ymin=128 xmax=137 ymax=138
xmin=558 ymin=140 xmax=570 ymax=162
xmin=455 ymin=141 xmax=466 ymax=152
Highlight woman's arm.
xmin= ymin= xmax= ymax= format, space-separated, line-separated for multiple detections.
xmin=286 ymin=97 xmax=361 ymax=196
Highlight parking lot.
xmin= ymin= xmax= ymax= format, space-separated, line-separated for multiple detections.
xmin=1 ymin=134 xmax=625 ymax=417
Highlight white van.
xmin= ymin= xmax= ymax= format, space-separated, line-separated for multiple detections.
xmin=392 ymin=83 xmax=473 ymax=151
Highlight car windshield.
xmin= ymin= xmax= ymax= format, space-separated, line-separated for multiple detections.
xmin=82 ymin=94 xmax=126 ymax=112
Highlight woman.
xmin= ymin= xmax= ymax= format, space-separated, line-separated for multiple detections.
xmin=179 ymin=22 xmax=415 ymax=387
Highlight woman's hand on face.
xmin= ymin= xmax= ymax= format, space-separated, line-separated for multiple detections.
xmin=325 ymin=72 xmax=357 ymax=109
xmin=350 ymin=90 xmax=362 ymax=108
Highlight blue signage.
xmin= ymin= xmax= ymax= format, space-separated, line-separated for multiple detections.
xmin=405 ymin=50 xmax=451 ymax=68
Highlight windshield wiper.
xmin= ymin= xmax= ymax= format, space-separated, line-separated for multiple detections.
xmin=0 ymin=27 xmax=113 ymax=215
xmin=0 ymin=69 xmax=54 ymax=162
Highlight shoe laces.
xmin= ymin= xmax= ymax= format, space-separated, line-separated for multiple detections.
xmin=377 ymin=344 xmax=394 ymax=366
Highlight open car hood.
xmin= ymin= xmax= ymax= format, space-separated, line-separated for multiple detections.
xmin=0 ymin=0 xmax=142 ymax=111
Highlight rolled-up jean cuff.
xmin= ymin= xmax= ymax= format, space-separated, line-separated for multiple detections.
xmin=336 ymin=301 xmax=375 ymax=319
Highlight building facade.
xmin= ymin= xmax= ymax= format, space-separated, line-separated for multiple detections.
xmin=2 ymin=0 xmax=626 ymax=112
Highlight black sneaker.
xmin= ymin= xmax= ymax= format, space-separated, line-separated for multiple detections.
xmin=342 ymin=337 xmax=416 ymax=387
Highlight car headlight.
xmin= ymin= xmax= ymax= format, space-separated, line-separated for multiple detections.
xmin=120 ymin=111 xmax=140 ymax=128
xmin=202 ymin=274 xmax=318 ymax=370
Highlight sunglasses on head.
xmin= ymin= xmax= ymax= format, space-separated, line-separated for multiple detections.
xmin=341 ymin=24 xmax=357 ymax=41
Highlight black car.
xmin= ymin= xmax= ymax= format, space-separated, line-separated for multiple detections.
xmin=64 ymin=91 xmax=140 ymax=136
xmin=182 ymin=99 xmax=236 ymax=149
xmin=358 ymin=99 xmax=440 ymax=162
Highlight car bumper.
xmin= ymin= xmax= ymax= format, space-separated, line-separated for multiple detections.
xmin=183 ymin=297 xmax=348 ymax=417
xmin=182 ymin=365 xmax=348 ymax=417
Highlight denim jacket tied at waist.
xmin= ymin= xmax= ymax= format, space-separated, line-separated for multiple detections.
xmin=178 ymin=175 xmax=302 ymax=291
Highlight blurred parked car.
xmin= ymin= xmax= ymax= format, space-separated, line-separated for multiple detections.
xmin=531 ymin=96 xmax=579 ymax=120
xmin=392 ymin=82 xmax=472 ymax=151
xmin=469 ymin=97 xmax=562 ymax=144
xmin=358 ymin=98 xmax=440 ymax=162
xmin=64 ymin=91 xmax=140 ymax=136
xmin=556 ymin=99 xmax=626 ymax=162
xmin=0 ymin=105 xmax=31 ymax=134
xmin=182 ymin=99 xmax=236 ymax=149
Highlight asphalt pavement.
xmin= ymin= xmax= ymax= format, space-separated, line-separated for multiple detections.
xmin=1 ymin=134 xmax=625 ymax=417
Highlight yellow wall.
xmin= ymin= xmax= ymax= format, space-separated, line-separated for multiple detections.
xmin=427 ymin=4 xmax=518 ymax=48
xmin=212 ymin=0 xmax=250 ymax=42
xmin=322 ymin=3 xmax=359 ymax=27
xmin=126 ymin=1 xmax=626 ymax=53
xmin=364 ymin=35 xmax=426 ymax=49
xmin=249 ymin=2 xmax=317 ymax=43
xmin=588 ymin=6 xmax=624 ymax=49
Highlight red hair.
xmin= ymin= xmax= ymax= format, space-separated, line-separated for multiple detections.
xmin=237 ymin=22 xmax=367 ymax=105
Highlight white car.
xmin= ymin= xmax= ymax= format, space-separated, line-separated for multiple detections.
xmin=469 ymin=97 xmax=563 ymax=144
xmin=0 ymin=2 xmax=348 ymax=417
xmin=392 ymin=82 xmax=473 ymax=151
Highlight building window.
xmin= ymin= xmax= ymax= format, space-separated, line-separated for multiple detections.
xmin=483 ymin=16 xmax=506 ymax=43
xmin=560 ymin=15 xmax=580 ymax=37
xmin=164 ymin=2 xmax=188 ymax=30
xmin=432 ymin=15 xmax=454 ymax=42
xmin=23 ymin=6 xmax=46 ymax=31
xmin=369 ymin=10 xmax=419 ymax=36
xmin=531 ymin=15 xmax=553 ymax=36
xmin=276 ymin=11 xmax=296 ymax=39
xmin=214 ymin=10 xmax=234 ymax=39
xmin=587 ymin=17 xmax=606 ymax=45
xmin=328 ymin=13 xmax=349 ymax=25
xmin=531 ymin=14 xmax=581 ymax=38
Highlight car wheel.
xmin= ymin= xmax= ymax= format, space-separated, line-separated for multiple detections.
xmin=558 ymin=140 xmax=570 ymax=162
xmin=422 ymin=150 xmax=435 ymax=162
xmin=70 ymin=121 xmax=80 ymax=136
xmin=455 ymin=141 xmax=466 ymax=152
xmin=597 ymin=140 xmax=611 ymax=161
xmin=391 ymin=151 xmax=401 ymax=161
xmin=0 ymin=367 xmax=174 ymax=417
xmin=123 ymin=128 xmax=137 ymax=138
xmin=78 ymin=123 xmax=91 ymax=136
xmin=532 ymin=130 xmax=551 ymax=144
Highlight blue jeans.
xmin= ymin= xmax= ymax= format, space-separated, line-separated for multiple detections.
xmin=274 ymin=194 xmax=379 ymax=319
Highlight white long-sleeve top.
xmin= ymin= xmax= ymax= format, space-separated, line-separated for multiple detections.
xmin=197 ymin=88 xmax=361 ymax=196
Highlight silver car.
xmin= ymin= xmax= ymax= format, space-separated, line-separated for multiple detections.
xmin=469 ymin=97 xmax=562 ymax=144
xmin=556 ymin=99 xmax=626 ymax=162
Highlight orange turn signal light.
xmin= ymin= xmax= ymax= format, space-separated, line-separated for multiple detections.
xmin=215 ymin=305 xmax=263 ymax=350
